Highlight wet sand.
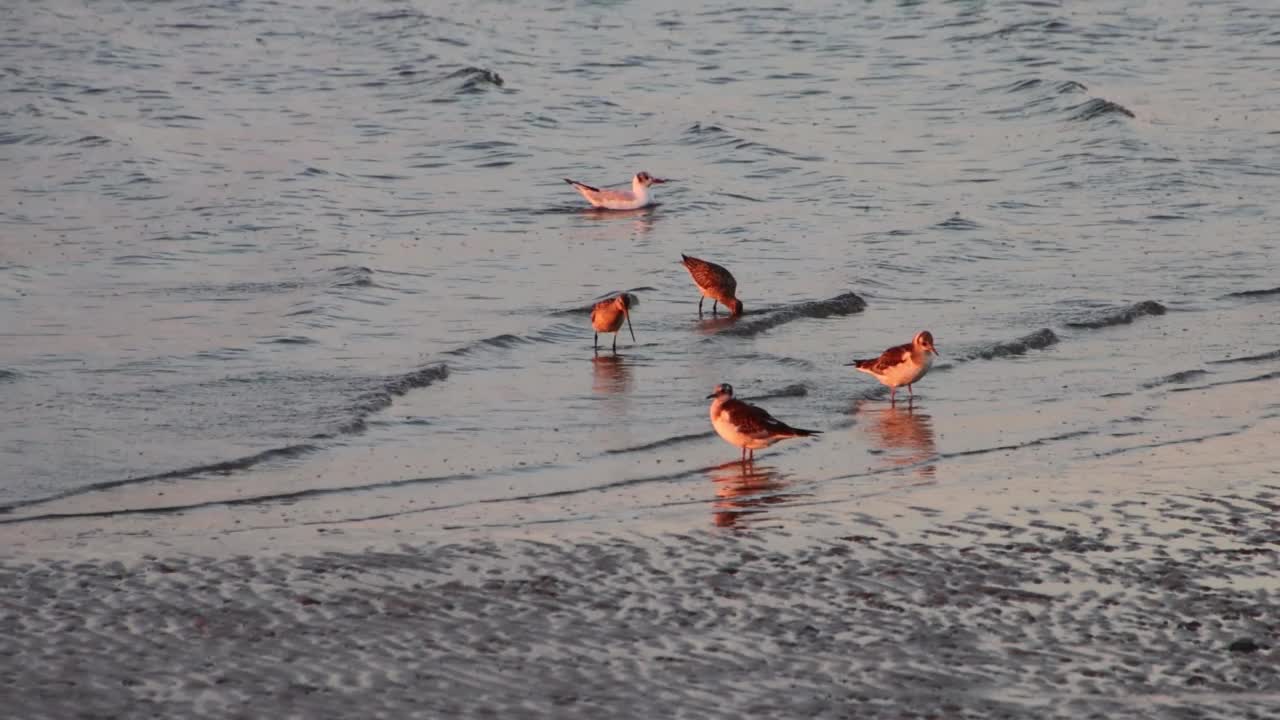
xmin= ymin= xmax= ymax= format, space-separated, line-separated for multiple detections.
xmin=4 ymin=440 xmax=1278 ymax=719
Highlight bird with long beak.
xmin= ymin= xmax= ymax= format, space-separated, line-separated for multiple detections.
xmin=680 ymin=253 xmax=744 ymax=316
xmin=564 ymin=171 xmax=669 ymax=210
xmin=591 ymin=293 xmax=638 ymax=352
xmin=706 ymin=383 xmax=821 ymax=463
xmin=847 ymin=331 xmax=940 ymax=404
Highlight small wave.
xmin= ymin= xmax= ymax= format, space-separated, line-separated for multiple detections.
xmin=72 ymin=135 xmax=110 ymax=147
xmin=443 ymin=333 xmax=528 ymax=355
xmin=444 ymin=323 xmax=582 ymax=357
xmin=680 ymin=122 xmax=801 ymax=159
xmin=0 ymin=131 xmax=108 ymax=146
xmin=966 ymin=328 xmax=1058 ymax=360
xmin=936 ymin=213 xmax=981 ymax=230
xmin=0 ymin=444 xmax=319 ymax=515
xmin=1067 ymin=98 xmax=1135 ymax=122
xmin=382 ymin=364 xmax=449 ymax=396
xmin=604 ymin=431 xmax=714 ymax=456
xmin=1003 ymin=78 xmax=1044 ymax=93
xmin=369 ymin=9 xmax=428 ymax=21
xmin=443 ymin=67 xmax=504 ymax=92
xmin=1169 ymin=371 xmax=1280 ymax=394
xmin=1065 ymin=300 xmax=1165 ymax=329
xmin=1208 ymin=349 xmax=1280 ymax=365
xmin=332 ymin=265 xmax=374 ymax=287
xmin=153 ymin=265 xmax=372 ymax=300
xmin=750 ymin=383 xmax=809 ymax=401
xmin=0 ymin=368 xmax=20 ymax=383
xmin=1141 ymin=369 xmax=1209 ymax=389
xmin=0 ymin=469 xmax=475 ymax=525
xmin=334 ymin=365 xmax=450 ymax=434
xmin=953 ymin=18 xmax=1072 ymax=42
xmin=720 ymin=292 xmax=866 ymax=338
xmin=1222 ymin=286 xmax=1280 ymax=299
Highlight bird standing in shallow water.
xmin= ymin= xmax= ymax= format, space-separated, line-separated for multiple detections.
xmin=706 ymin=383 xmax=821 ymax=463
xmin=564 ymin=172 xmax=668 ymax=210
xmin=848 ymin=331 xmax=940 ymax=405
xmin=680 ymin=254 xmax=744 ymax=316
xmin=591 ymin=293 xmax=638 ymax=352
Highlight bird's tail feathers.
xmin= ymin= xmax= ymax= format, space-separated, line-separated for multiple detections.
xmin=565 ymin=178 xmax=600 ymax=192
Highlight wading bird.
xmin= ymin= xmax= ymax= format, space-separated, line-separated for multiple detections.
xmin=591 ymin=293 xmax=638 ymax=352
xmin=848 ymin=331 xmax=940 ymax=404
xmin=680 ymin=254 xmax=743 ymax=316
xmin=706 ymin=383 xmax=820 ymax=462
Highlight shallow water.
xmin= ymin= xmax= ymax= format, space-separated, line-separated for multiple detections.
xmin=2 ymin=0 xmax=1279 ymax=534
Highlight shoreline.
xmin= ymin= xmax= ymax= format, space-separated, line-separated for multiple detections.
xmin=4 ymin=462 xmax=1278 ymax=718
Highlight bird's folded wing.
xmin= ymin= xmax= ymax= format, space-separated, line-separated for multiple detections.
xmin=724 ymin=400 xmax=795 ymax=437
xmin=861 ymin=344 xmax=913 ymax=373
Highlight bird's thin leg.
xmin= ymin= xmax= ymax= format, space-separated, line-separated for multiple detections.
xmin=698 ymin=297 xmax=704 ymax=314
xmin=593 ymin=332 xmax=598 ymax=351
xmin=749 ymin=448 xmax=754 ymax=462
xmin=712 ymin=300 xmax=719 ymax=314
xmin=612 ymin=333 xmax=617 ymax=353
xmin=908 ymin=384 xmax=914 ymax=397
xmin=889 ymin=387 xmax=896 ymax=406
xmin=741 ymin=447 xmax=747 ymax=464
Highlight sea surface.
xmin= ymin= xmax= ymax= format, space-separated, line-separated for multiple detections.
xmin=2 ymin=0 xmax=1279 ymax=537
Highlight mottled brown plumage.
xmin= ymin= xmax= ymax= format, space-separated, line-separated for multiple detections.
xmin=706 ymin=383 xmax=821 ymax=462
xmin=850 ymin=331 xmax=939 ymax=404
xmin=720 ymin=399 xmax=816 ymax=439
xmin=680 ymin=254 xmax=743 ymax=315
xmin=855 ymin=343 xmax=914 ymax=375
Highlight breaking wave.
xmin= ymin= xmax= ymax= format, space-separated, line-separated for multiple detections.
xmin=1222 ymin=286 xmax=1280 ymax=299
xmin=1065 ymin=300 xmax=1166 ymax=329
xmin=720 ymin=292 xmax=866 ymax=338
xmin=965 ymin=328 xmax=1059 ymax=360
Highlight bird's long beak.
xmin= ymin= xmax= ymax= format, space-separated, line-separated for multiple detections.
xmin=843 ymin=361 xmax=858 ymax=367
xmin=705 ymin=392 xmax=717 ymax=399
xmin=932 ymin=347 xmax=941 ymax=356
xmin=651 ymin=178 xmax=669 ymax=184
xmin=625 ymin=310 xmax=636 ymax=343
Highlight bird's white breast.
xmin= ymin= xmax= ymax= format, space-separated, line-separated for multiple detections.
xmin=710 ymin=404 xmax=777 ymax=450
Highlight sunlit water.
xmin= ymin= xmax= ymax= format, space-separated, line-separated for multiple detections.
xmin=2 ymin=0 xmax=1278 ymax=535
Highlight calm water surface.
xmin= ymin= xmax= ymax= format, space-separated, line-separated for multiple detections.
xmin=2 ymin=0 xmax=1278 ymax=534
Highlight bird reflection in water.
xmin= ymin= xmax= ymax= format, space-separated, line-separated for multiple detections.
xmin=579 ymin=206 xmax=656 ymax=235
xmin=853 ymin=399 xmax=937 ymax=477
xmin=706 ymin=460 xmax=800 ymax=528
xmin=591 ymin=353 xmax=633 ymax=396
xmin=694 ymin=313 xmax=741 ymax=335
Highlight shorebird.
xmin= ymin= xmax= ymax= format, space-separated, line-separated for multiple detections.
xmin=706 ymin=383 xmax=821 ymax=462
xmin=564 ymin=172 xmax=668 ymax=210
xmin=591 ymin=293 xmax=638 ymax=352
xmin=848 ymin=331 xmax=940 ymax=404
xmin=680 ymin=254 xmax=743 ymax=315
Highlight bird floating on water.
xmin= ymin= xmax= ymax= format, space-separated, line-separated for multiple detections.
xmin=591 ymin=293 xmax=638 ymax=352
xmin=680 ymin=254 xmax=743 ymax=316
xmin=564 ymin=172 xmax=668 ymax=210
xmin=848 ymin=331 xmax=940 ymax=405
xmin=706 ymin=383 xmax=821 ymax=463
